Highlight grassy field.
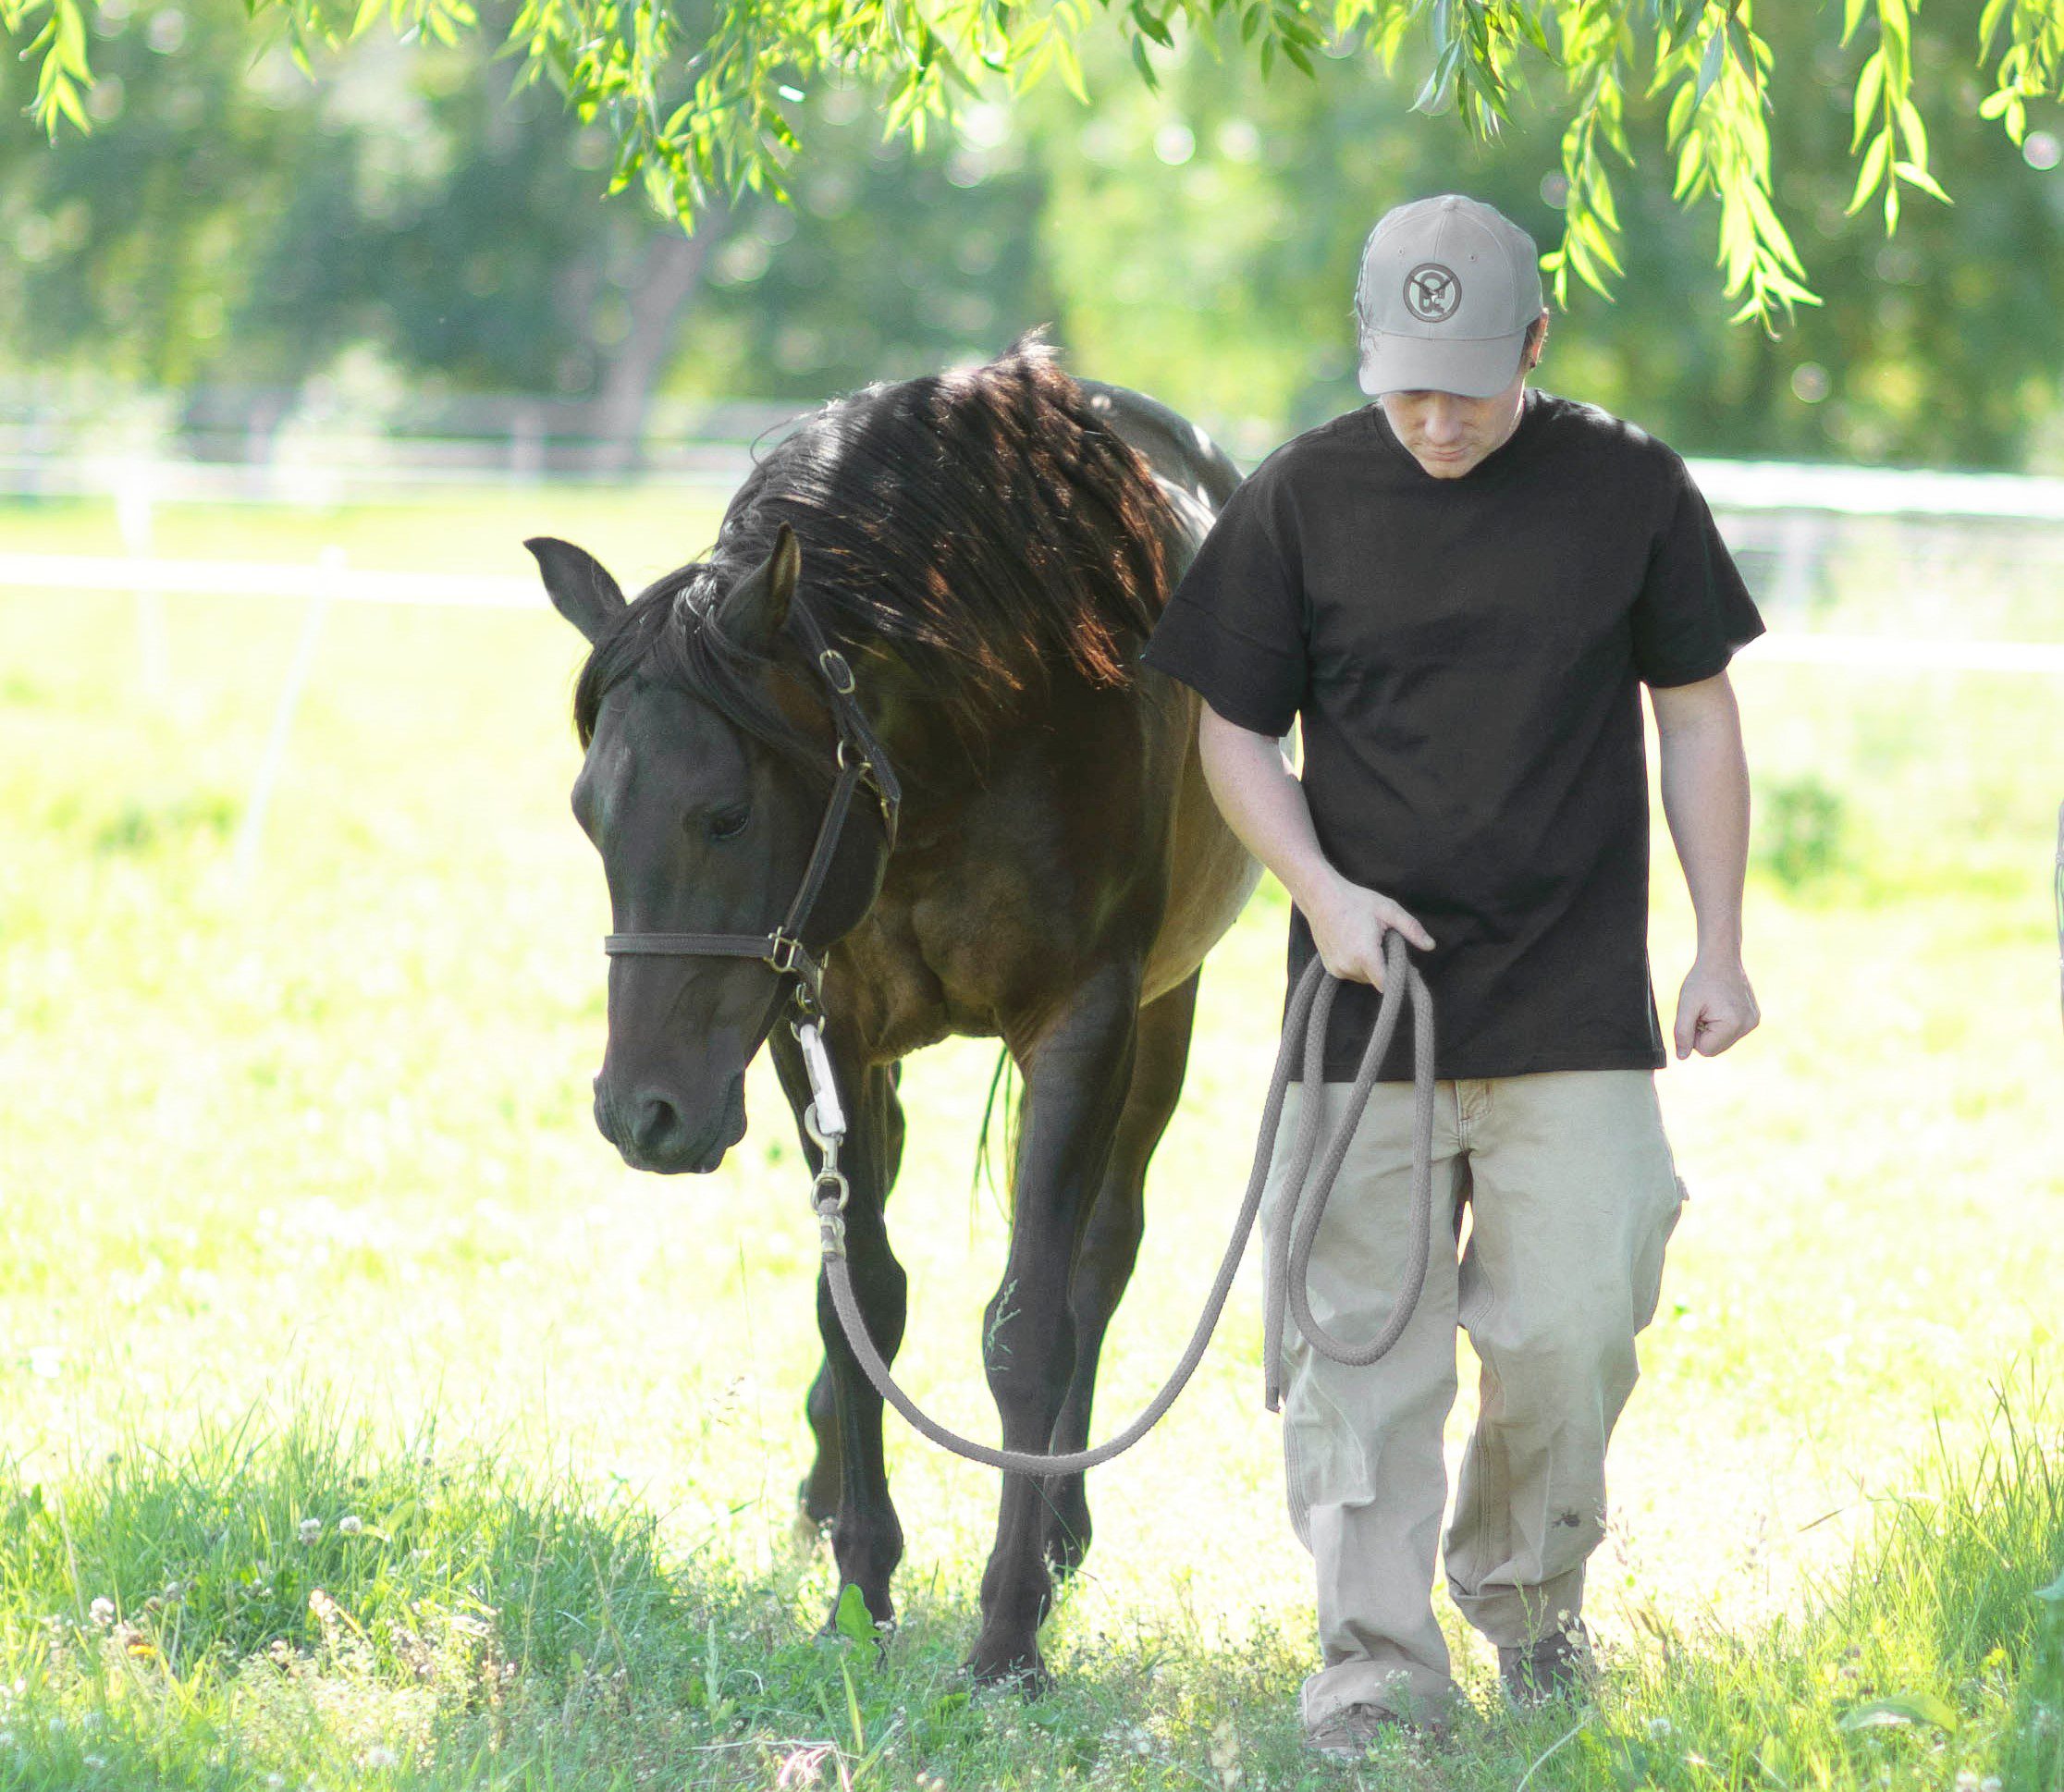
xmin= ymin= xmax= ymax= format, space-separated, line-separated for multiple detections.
xmin=1 ymin=488 xmax=2060 ymax=1790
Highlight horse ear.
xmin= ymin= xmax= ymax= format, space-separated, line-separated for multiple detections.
xmin=714 ymin=523 xmax=801 ymax=654
xmin=525 ymin=537 xmax=626 ymax=644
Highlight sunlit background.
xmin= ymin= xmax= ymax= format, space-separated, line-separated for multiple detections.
xmin=2 ymin=2 xmax=2061 ymax=1786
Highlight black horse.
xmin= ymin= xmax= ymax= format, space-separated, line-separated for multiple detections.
xmin=527 ymin=337 xmax=1255 ymax=1687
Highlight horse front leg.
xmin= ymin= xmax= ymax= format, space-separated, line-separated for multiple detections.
xmin=1042 ymin=967 xmax=1200 ymax=1580
xmin=792 ymin=1061 xmax=906 ymax=1533
xmin=772 ymin=1027 xmax=909 ymax=1633
xmin=969 ymin=963 xmax=1141 ymax=1689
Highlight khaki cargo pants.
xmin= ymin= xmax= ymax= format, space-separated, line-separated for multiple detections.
xmin=1259 ymin=1069 xmax=1686 ymax=1732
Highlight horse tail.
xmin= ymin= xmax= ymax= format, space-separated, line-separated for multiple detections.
xmin=972 ymin=1045 xmax=1020 ymax=1220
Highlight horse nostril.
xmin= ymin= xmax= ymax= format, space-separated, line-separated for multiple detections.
xmin=631 ymin=1094 xmax=683 ymax=1156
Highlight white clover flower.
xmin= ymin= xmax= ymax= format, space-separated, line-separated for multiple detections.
xmin=364 ymin=1744 xmax=399 ymax=1770
xmin=338 ymin=1516 xmax=362 ymax=1536
xmin=1981 ymin=1779 xmax=2002 ymax=1792
xmin=0 ymin=1730 xmax=17 ymax=1749
xmin=82 ymin=1754 xmax=106 ymax=1769
xmin=1956 ymin=1772 xmax=1979 ymax=1792
xmin=27 ymin=1345 xmax=61 ymax=1380
xmin=88 ymin=1598 xmax=116 ymax=1627
xmin=297 ymin=1518 xmax=321 ymax=1545
xmin=1648 ymin=1717 xmax=1675 ymax=1739
xmin=265 ymin=1774 xmax=286 ymax=1788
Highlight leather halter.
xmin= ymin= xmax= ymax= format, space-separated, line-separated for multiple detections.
xmin=601 ymin=602 xmax=902 ymax=1025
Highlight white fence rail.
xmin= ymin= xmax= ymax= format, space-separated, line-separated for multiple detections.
xmin=6 ymin=446 xmax=2062 ymax=875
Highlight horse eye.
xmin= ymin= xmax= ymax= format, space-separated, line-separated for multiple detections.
xmin=706 ymin=804 xmax=751 ymax=842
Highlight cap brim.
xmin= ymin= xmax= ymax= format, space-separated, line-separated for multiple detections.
xmin=1358 ymin=329 xmax=1527 ymax=399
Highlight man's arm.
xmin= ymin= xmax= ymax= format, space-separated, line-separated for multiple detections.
xmin=1197 ymin=705 xmax=1433 ymax=989
xmin=1650 ymin=669 xmax=1760 ymax=1058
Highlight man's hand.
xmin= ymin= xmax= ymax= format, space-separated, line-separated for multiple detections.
xmin=1192 ymin=706 xmax=1433 ymax=989
xmin=1304 ymin=873 xmax=1435 ymax=990
xmin=1673 ymin=954 xmax=1759 ymax=1058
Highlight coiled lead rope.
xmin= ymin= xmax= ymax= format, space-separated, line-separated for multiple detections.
xmin=814 ymin=930 xmax=1435 ymax=1473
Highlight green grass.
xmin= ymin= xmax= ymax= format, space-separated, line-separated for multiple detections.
xmin=1 ymin=491 xmax=2060 ymax=1786
xmin=0 ymin=1385 xmax=2058 ymax=1789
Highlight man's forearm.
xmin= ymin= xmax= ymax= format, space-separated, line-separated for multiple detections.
xmin=1653 ymin=678 xmax=1751 ymax=959
xmin=1196 ymin=709 xmax=1342 ymax=912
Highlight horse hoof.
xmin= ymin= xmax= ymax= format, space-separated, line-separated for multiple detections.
xmin=1042 ymin=1522 xmax=1091 ymax=1583
xmin=964 ymin=1649 xmax=1052 ymax=1699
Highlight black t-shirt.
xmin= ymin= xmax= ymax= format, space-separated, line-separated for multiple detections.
xmin=1139 ymin=387 xmax=1764 ymax=1082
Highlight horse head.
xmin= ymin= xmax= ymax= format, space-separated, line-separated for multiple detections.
xmin=528 ymin=524 xmax=891 ymax=1174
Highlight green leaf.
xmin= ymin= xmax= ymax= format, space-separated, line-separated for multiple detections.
xmin=1977 ymin=0 xmax=2010 ymax=55
xmin=1837 ymin=1691 xmax=1960 ymax=1733
xmin=1131 ymin=29 xmax=1160 ymax=86
xmin=1665 ymin=75 xmax=1697 ymax=146
xmin=1674 ymin=129 xmax=1708 ymax=201
xmin=833 ymin=1584 xmax=876 ymax=1646
xmin=1892 ymin=159 xmax=1950 ymax=203
xmin=1694 ymin=27 xmax=1725 ymax=109
xmin=1842 ymin=0 xmax=1869 ymax=43
xmin=1846 ymin=128 xmax=1890 ymax=213
xmin=1576 ymin=208 xmax=1623 ymax=276
xmin=1052 ymin=29 xmax=1087 ymax=100
xmin=1412 ymin=36 xmax=1461 ymax=116
xmin=1896 ymin=95 xmax=1927 ymax=161
xmin=1851 ymin=49 xmax=1884 ymax=151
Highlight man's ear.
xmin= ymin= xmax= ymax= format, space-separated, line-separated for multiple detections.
xmin=525 ymin=537 xmax=626 ymax=644
xmin=711 ymin=523 xmax=801 ymax=655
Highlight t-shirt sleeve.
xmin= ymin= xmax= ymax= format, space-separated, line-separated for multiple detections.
xmin=1138 ymin=473 xmax=1308 ymax=736
xmin=1630 ymin=456 xmax=1766 ymax=687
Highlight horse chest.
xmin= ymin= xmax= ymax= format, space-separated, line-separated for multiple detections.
xmin=829 ymin=818 xmax=1112 ymax=1060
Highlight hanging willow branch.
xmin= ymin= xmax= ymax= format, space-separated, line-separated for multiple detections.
xmin=5 ymin=0 xmax=2060 ymax=325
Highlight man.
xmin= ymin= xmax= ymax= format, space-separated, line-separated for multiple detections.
xmin=1138 ymin=193 xmax=1763 ymax=1754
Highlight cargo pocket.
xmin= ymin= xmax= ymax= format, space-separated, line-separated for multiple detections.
xmin=1281 ymin=1351 xmax=1377 ymax=1553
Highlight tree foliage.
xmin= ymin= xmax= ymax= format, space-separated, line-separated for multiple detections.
xmin=4 ymin=0 xmax=2063 ymax=326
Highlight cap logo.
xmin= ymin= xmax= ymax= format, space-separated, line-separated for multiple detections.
xmin=1402 ymin=262 xmax=1461 ymax=323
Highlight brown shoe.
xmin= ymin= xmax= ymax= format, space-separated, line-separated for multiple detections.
xmin=1498 ymin=1622 xmax=1597 ymax=1709
xmin=1306 ymin=1701 xmax=1449 ymax=1760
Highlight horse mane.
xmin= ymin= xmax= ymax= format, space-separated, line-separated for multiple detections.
xmin=571 ymin=333 xmax=1181 ymax=784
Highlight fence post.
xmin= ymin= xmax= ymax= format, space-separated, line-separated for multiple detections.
xmin=117 ymin=462 xmax=168 ymax=703
xmin=231 ymin=546 xmax=340 ymax=886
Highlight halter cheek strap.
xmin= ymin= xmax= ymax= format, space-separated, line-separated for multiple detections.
xmin=602 ymin=602 xmax=902 ymax=1022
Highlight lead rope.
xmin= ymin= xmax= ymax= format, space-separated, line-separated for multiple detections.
xmin=809 ymin=930 xmax=1436 ymax=1475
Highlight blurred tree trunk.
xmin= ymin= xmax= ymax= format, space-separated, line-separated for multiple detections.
xmin=583 ymin=203 xmax=732 ymax=475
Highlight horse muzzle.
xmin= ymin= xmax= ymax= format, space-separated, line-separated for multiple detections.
xmin=594 ymin=1069 xmax=748 ymax=1174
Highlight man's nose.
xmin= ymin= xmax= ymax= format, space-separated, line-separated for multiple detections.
xmin=1423 ymin=396 xmax=1466 ymax=442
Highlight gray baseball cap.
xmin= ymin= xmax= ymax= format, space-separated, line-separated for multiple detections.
xmin=1354 ymin=194 xmax=1544 ymax=399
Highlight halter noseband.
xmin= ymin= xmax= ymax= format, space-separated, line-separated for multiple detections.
xmin=600 ymin=601 xmax=902 ymax=1026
